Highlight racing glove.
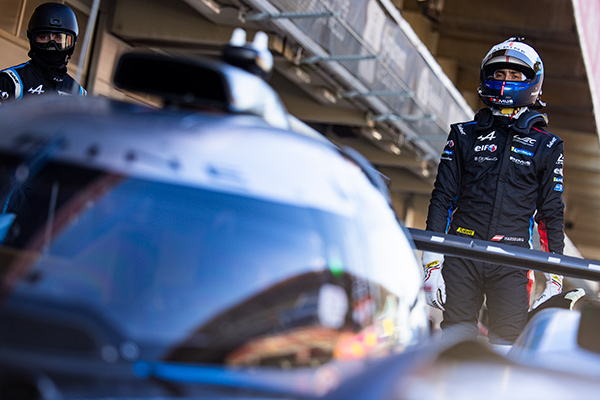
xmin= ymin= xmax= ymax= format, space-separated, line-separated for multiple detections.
xmin=528 ymin=288 xmax=585 ymax=321
xmin=422 ymin=251 xmax=446 ymax=311
xmin=532 ymin=273 xmax=563 ymax=310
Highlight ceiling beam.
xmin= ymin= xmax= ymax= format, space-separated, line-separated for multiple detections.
xmin=325 ymin=135 xmax=424 ymax=169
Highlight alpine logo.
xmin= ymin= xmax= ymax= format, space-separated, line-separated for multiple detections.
xmin=474 ymin=144 xmax=497 ymax=152
xmin=28 ymin=84 xmax=45 ymax=95
xmin=477 ymin=131 xmax=496 ymax=141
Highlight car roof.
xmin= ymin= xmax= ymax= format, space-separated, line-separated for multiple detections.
xmin=0 ymin=95 xmax=384 ymax=216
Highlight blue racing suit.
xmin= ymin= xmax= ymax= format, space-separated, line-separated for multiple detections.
xmin=425 ymin=107 xmax=565 ymax=343
xmin=0 ymin=59 xmax=85 ymax=104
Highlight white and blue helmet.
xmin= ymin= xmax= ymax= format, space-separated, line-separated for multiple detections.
xmin=478 ymin=37 xmax=544 ymax=108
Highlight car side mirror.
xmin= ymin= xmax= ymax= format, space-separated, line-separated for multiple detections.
xmin=113 ymin=52 xmax=229 ymax=110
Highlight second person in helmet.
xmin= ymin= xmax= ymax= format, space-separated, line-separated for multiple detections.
xmin=422 ymin=38 xmax=566 ymax=349
xmin=0 ymin=2 xmax=86 ymax=104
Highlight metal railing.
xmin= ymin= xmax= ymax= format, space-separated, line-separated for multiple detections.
xmin=409 ymin=228 xmax=600 ymax=282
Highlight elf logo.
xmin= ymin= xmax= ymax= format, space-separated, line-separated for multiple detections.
xmin=474 ymin=144 xmax=497 ymax=152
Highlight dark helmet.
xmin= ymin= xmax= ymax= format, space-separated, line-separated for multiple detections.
xmin=27 ymin=2 xmax=78 ymax=58
xmin=478 ymin=37 xmax=544 ymax=108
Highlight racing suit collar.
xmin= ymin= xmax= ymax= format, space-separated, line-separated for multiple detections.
xmin=28 ymin=51 xmax=68 ymax=83
xmin=476 ymin=107 xmax=547 ymax=134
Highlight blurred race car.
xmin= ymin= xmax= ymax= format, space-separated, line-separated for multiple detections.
xmin=0 ymin=30 xmax=429 ymax=399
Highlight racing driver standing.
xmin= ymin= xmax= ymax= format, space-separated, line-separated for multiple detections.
xmin=422 ymin=37 xmax=565 ymax=351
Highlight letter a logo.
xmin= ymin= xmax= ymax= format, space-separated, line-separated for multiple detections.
xmin=477 ymin=131 xmax=496 ymax=141
xmin=28 ymin=84 xmax=45 ymax=95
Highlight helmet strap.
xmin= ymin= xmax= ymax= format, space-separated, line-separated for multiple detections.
xmin=500 ymin=107 xmax=517 ymax=115
xmin=493 ymin=107 xmax=528 ymax=119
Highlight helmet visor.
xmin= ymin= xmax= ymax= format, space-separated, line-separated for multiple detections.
xmin=492 ymin=69 xmax=526 ymax=82
xmin=32 ymin=31 xmax=74 ymax=51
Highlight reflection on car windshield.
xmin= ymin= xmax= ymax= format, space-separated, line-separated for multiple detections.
xmin=0 ymin=156 xmax=363 ymax=364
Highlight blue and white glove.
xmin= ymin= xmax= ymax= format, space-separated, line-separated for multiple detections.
xmin=422 ymin=251 xmax=446 ymax=311
xmin=532 ymin=273 xmax=563 ymax=310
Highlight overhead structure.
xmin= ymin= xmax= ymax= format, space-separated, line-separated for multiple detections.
xmin=182 ymin=0 xmax=473 ymax=176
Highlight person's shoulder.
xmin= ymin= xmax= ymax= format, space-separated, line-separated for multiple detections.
xmin=0 ymin=64 xmax=21 ymax=90
xmin=0 ymin=61 xmax=30 ymax=86
xmin=516 ymin=109 xmax=559 ymax=138
xmin=450 ymin=119 xmax=477 ymax=128
xmin=450 ymin=118 xmax=477 ymax=135
xmin=532 ymin=127 xmax=563 ymax=153
xmin=1 ymin=61 xmax=30 ymax=73
xmin=451 ymin=107 xmax=494 ymax=135
xmin=529 ymin=121 xmax=562 ymax=144
xmin=531 ymin=124 xmax=560 ymax=137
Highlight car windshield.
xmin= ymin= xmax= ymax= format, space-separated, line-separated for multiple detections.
xmin=0 ymin=153 xmax=370 ymax=366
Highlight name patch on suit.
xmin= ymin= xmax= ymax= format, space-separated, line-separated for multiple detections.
xmin=457 ymin=227 xmax=475 ymax=236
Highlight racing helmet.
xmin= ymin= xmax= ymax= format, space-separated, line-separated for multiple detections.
xmin=27 ymin=2 xmax=79 ymax=59
xmin=478 ymin=37 xmax=544 ymax=108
